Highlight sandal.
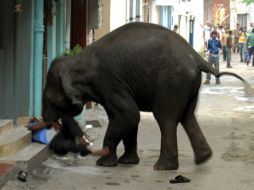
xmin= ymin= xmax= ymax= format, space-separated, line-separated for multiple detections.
xmin=169 ymin=175 xmax=191 ymax=184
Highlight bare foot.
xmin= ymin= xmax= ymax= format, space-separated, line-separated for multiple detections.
xmin=92 ymin=147 xmax=110 ymax=156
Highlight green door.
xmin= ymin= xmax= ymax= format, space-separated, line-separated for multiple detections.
xmin=0 ymin=49 xmax=5 ymax=118
xmin=0 ymin=0 xmax=15 ymax=119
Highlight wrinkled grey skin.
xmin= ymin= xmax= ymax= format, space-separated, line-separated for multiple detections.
xmin=43 ymin=22 xmax=247 ymax=170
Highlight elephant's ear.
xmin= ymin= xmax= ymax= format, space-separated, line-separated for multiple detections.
xmin=59 ymin=71 xmax=83 ymax=109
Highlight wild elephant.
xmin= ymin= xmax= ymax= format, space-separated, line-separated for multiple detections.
xmin=43 ymin=22 xmax=248 ymax=170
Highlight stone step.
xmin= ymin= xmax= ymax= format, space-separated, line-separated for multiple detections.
xmin=0 ymin=127 xmax=31 ymax=157
xmin=16 ymin=116 xmax=42 ymax=126
xmin=0 ymin=120 xmax=13 ymax=136
xmin=0 ymin=143 xmax=50 ymax=171
xmin=0 ymin=161 xmax=18 ymax=189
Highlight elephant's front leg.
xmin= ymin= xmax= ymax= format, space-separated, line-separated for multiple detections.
xmin=61 ymin=114 xmax=83 ymax=139
xmin=96 ymin=94 xmax=140 ymax=167
xmin=118 ymin=126 xmax=140 ymax=164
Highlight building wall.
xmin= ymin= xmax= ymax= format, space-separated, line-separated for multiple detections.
xmin=110 ymin=0 xmax=127 ymax=31
xmin=230 ymin=0 xmax=254 ymax=29
xmin=94 ymin=0 xmax=110 ymax=40
xmin=204 ymin=0 xmax=213 ymax=24
xmin=213 ymin=0 xmax=230 ymax=26
xmin=204 ymin=0 xmax=230 ymax=26
xmin=150 ymin=0 xmax=204 ymax=51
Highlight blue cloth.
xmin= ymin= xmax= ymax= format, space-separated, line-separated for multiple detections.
xmin=207 ymin=39 xmax=221 ymax=54
xmin=32 ymin=128 xmax=48 ymax=144
xmin=26 ymin=121 xmax=48 ymax=144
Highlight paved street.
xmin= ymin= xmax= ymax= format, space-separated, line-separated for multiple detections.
xmin=3 ymin=53 xmax=254 ymax=190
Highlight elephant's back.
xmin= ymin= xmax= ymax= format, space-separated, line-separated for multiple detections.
xmin=94 ymin=22 xmax=198 ymax=70
xmin=91 ymin=23 xmax=201 ymax=110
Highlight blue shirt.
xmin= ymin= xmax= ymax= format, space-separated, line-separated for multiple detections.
xmin=207 ymin=38 xmax=222 ymax=54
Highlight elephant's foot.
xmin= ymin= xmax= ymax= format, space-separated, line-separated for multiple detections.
xmin=195 ymin=148 xmax=212 ymax=164
xmin=96 ymin=153 xmax=118 ymax=167
xmin=118 ymin=152 xmax=139 ymax=164
xmin=153 ymin=156 xmax=179 ymax=170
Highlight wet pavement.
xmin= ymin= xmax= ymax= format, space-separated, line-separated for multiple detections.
xmin=2 ymin=54 xmax=254 ymax=190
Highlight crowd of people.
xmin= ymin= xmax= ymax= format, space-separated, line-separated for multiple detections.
xmin=203 ymin=21 xmax=254 ymax=85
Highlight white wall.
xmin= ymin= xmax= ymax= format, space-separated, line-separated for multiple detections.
xmin=192 ymin=0 xmax=204 ymax=51
xmin=230 ymin=0 xmax=254 ymax=28
xmin=153 ymin=0 xmax=204 ymax=51
xmin=110 ymin=0 xmax=127 ymax=31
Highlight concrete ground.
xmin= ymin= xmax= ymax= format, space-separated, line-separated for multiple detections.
xmin=3 ymin=53 xmax=254 ymax=190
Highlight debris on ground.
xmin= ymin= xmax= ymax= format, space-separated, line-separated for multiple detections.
xmin=17 ymin=171 xmax=28 ymax=182
xmin=169 ymin=175 xmax=191 ymax=184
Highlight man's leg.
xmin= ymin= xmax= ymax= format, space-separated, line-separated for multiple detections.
xmin=239 ymin=43 xmax=243 ymax=62
xmin=251 ymin=46 xmax=254 ymax=66
xmin=247 ymin=47 xmax=251 ymax=65
xmin=204 ymin=55 xmax=212 ymax=84
xmin=214 ymin=56 xmax=220 ymax=84
xmin=226 ymin=47 xmax=232 ymax=68
xmin=243 ymin=45 xmax=249 ymax=62
xmin=223 ymin=46 xmax=226 ymax=61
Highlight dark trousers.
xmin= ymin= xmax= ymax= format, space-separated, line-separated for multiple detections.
xmin=248 ymin=46 xmax=254 ymax=66
xmin=206 ymin=55 xmax=220 ymax=81
xmin=222 ymin=46 xmax=226 ymax=61
xmin=238 ymin=43 xmax=248 ymax=61
xmin=226 ymin=47 xmax=231 ymax=66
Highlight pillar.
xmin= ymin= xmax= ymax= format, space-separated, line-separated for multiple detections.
xmin=33 ymin=0 xmax=44 ymax=116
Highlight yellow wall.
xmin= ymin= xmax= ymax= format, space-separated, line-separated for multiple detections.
xmin=94 ymin=0 xmax=110 ymax=41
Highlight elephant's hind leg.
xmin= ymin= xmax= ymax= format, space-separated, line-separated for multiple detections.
xmin=152 ymin=111 xmax=179 ymax=170
xmin=180 ymin=95 xmax=212 ymax=164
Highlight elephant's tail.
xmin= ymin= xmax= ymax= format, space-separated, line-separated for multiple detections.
xmin=198 ymin=56 xmax=254 ymax=97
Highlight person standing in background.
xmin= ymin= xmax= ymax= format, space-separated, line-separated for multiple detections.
xmin=238 ymin=27 xmax=248 ymax=63
xmin=233 ymin=23 xmax=240 ymax=53
xmin=247 ymin=22 xmax=253 ymax=34
xmin=203 ymin=21 xmax=212 ymax=50
xmin=226 ymin=30 xmax=233 ymax=68
xmin=217 ymin=25 xmax=223 ymax=41
xmin=246 ymin=28 xmax=254 ymax=66
xmin=221 ymin=28 xmax=228 ymax=61
xmin=173 ymin=25 xmax=179 ymax=33
xmin=204 ymin=31 xmax=222 ymax=85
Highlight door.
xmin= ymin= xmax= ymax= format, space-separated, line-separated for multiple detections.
xmin=237 ymin=14 xmax=248 ymax=28
xmin=0 ymin=49 xmax=5 ymax=118
xmin=189 ymin=17 xmax=195 ymax=47
xmin=159 ymin=6 xmax=173 ymax=30
xmin=0 ymin=1 xmax=15 ymax=119
xmin=179 ymin=15 xmax=188 ymax=41
xmin=71 ymin=0 xmax=88 ymax=48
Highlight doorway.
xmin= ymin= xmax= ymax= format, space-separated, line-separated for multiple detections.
xmin=71 ymin=0 xmax=88 ymax=48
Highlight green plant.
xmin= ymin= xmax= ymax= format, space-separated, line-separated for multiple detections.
xmin=242 ymin=0 xmax=254 ymax=5
xmin=64 ymin=44 xmax=82 ymax=56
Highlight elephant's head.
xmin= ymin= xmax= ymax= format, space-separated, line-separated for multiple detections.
xmin=42 ymin=56 xmax=84 ymax=122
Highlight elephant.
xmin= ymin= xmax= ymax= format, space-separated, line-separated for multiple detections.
xmin=43 ymin=22 xmax=248 ymax=170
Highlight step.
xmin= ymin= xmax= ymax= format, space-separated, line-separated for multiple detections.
xmin=16 ymin=116 xmax=42 ymax=126
xmin=0 ymin=120 xmax=13 ymax=136
xmin=0 ymin=127 xmax=31 ymax=157
xmin=0 ymin=143 xmax=50 ymax=171
xmin=0 ymin=161 xmax=18 ymax=189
